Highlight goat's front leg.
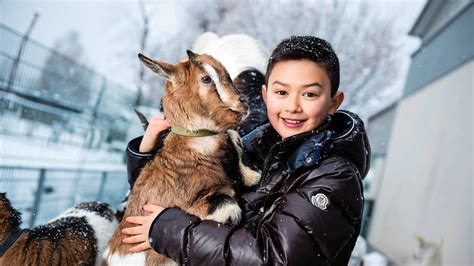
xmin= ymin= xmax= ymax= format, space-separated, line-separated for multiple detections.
xmin=187 ymin=185 xmax=241 ymax=225
xmin=227 ymin=130 xmax=261 ymax=187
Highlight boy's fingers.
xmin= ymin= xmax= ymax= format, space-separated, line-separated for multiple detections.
xmin=149 ymin=115 xmax=167 ymax=125
xmin=149 ymin=114 xmax=171 ymax=124
xmin=157 ymin=124 xmax=171 ymax=131
xmin=130 ymin=242 xmax=151 ymax=253
xmin=150 ymin=114 xmax=165 ymax=121
xmin=123 ymin=234 xmax=146 ymax=244
xmin=143 ymin=203 xmax=164 ymax=213
xmin=126 ymin=216 xmax=146 ymax=225
xmin=122 ymin=225 xmax=144 ymax=235
xmin=147 ymin=121 xmax=171 ymax=134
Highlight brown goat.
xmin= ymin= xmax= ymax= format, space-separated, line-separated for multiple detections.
xmin=103 ymin=51 xmax=260 ymax=265
xmin=0 ymin=193 xmax=117 ymax=266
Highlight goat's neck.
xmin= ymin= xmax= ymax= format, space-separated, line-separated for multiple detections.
xmin=170 ymin=125 xmax=218 ymax=137
xmin=170 ymin=114 xmax=222 ymax=134
xmin=165 ymin=131 xmax=227 ymax=155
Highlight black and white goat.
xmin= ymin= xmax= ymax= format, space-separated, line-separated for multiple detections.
xmin=0 ymin=193 xmax=117 ymax=265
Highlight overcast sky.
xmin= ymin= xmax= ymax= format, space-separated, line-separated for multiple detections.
xmin=0 ymin=0 xmax=426 ymax=91
xmin=0 ymin=0 xmax=183 ymax=88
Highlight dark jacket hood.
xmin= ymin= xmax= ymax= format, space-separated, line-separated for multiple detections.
xmin=327 ymin=110 xmax=371 ymax=178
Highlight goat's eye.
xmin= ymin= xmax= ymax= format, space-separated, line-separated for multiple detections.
xmin=201 ymin=76 xmax=212 ymax=84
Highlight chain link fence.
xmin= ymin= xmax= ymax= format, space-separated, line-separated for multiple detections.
xmin=0 ymin=23 xmax=140 ymax=225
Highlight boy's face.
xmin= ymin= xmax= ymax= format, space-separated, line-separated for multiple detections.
xmin=262 ymin=60 xmax=344 ymax=139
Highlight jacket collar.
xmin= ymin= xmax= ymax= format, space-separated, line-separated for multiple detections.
xmin=250 ymin=110 xmax=370 ymax=178
xmin=250 ymin=116 xmax=332 ymax=173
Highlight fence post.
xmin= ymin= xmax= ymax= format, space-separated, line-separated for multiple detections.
xmin=29 ymin=168 xmax=46 ymax=227
xmin=87 ymin=77 xmax=107 ymax=149
xmin=5 ymin=13 xmax=39 ymax=92
xmin=96 ymin=171 xmax=107 ymax=201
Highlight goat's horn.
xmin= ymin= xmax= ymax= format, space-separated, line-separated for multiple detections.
xmin=186 ymin=50 xmax=197 ymax=60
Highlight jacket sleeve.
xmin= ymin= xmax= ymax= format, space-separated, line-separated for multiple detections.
xmin=125 ymin=130 xmax=170 ymax=188
xmin=148 ymin=157 xmax=363 ymax=265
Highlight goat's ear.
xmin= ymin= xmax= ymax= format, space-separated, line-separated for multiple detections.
xmin=138 ymin=53 xmax=176 ymax=81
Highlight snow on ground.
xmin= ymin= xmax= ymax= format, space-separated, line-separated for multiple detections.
xmin=0 ymin=133 xmax=125 ymax=171
xmin=0 ymin=111 xmax=130 ymax=226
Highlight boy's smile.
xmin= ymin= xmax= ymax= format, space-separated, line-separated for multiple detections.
xmin=262 ymin=60 xmax=344 ymax=139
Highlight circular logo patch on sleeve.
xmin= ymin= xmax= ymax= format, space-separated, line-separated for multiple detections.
xmin=311 ymin=193 xmax=329 ymax=210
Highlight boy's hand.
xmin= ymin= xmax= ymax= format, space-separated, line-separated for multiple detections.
xmin=139 ymin=114 xmax=171 ymax=153
xmin=122 ymin=203 xmax=166 ymax=252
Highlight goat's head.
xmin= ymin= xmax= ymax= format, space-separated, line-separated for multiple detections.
xmin=138 ymin=51 xmax=248 ymax=132
xmin=0 ymin=193 xmax=22 ymax=239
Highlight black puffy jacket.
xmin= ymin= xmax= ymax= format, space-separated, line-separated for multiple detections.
xmin=125 ymin=110 xmax=370 ymax=265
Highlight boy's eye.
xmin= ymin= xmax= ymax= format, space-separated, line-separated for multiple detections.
xmin=303 ymin=92 xmax=318 ymax=98
xmin=275 ymin=90 xmax=287 ymax=96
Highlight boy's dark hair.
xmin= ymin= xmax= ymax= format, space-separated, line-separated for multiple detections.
xmin=265 ymin=36 xmax=340 ymax=96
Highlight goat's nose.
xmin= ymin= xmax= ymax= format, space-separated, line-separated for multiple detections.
xmin=239 ymin=97 xmax=248 ymax=104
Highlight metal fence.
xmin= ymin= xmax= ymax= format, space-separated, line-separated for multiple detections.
xmin=0 ymin=23 xmax=139 ymax=225
xmin=0 ymin=166 xmax=129 ymax=226
xmin=0 ymin=23 xmax=137 ymax=150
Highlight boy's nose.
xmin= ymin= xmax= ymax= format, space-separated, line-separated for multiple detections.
xmin=286 ymin=96 xmax=302 ymax=113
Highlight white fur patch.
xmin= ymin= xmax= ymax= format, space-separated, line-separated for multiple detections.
xmin=103 ymin=248 xmax=146 ymax=266
xmin=191 ymin=32 xmax=219 ymax=54
xmin=240 ymin=164 xmax=261 ymax=187
xmin=227 ymin=130 xmax=261 ymax=186
xmin=51 ymin=208 xmax=118 ymax=266
xmin=194 ymin=32 xmax=269 ymax=79
xmin=205 ymin=201 xmax=241 ymax=225
xmin=186 ymin=115 xmax=221 ymax=133
xmin=203 ymin=63 xmax=219 ymax=83
xmin=203 ymin=63 xmax=231 ymax=105
xmin=227 ymin=130 xmax=242 ymax=151
xmin=188 ymin=135 xmax=219 ymax=154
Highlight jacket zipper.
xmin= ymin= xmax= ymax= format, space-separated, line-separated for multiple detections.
xmin=258 ymin=142 xmax=282 ymax=189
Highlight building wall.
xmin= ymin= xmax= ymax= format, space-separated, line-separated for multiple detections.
xmin=404 ymin=4 xmax=473 ymax=97
xmin=367 ymin=104 xmax=398 ymax=156
xmin=422 ymin=0 xmax=471 ymax=42
xmin=367 ymin=59 xmax=473 ymax=264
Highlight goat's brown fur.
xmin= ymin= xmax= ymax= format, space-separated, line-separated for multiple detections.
xmin=104 ymin=52 xmax=260 ymax=265
xmin=0 ymin=193 xmax=117 ymax=266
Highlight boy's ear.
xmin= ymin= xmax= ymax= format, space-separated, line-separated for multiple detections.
xmin=328 ymin=91 xmax=344 ymax=115
xmin=261 ymin=84 xmax=268 ymax=105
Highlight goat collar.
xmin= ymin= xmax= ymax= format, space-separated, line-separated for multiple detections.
xmin=170 ymin=125 xmax=218 ymax=137
xmin=0 ymin=227 xmax=25 ymax=256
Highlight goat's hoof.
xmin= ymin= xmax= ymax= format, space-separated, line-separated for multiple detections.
xmin=243 ymin=171 xmax=261 ymax=187
xmin=205 ymin=202 xmax=241 ymax=225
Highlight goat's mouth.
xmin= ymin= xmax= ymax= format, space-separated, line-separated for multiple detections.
xmin=230 ymin=108 xmax=247 ymax=114
xmin=230 ymin=103 xmax=248 ymax=114
xmin=229 ymin=107 xmax=248 ymax=115
xmin=229 ymin=108 xmax=248 ymax=120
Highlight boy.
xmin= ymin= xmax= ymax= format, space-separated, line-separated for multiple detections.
xmin=122 ymin=36 xmax=370 ymax=265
